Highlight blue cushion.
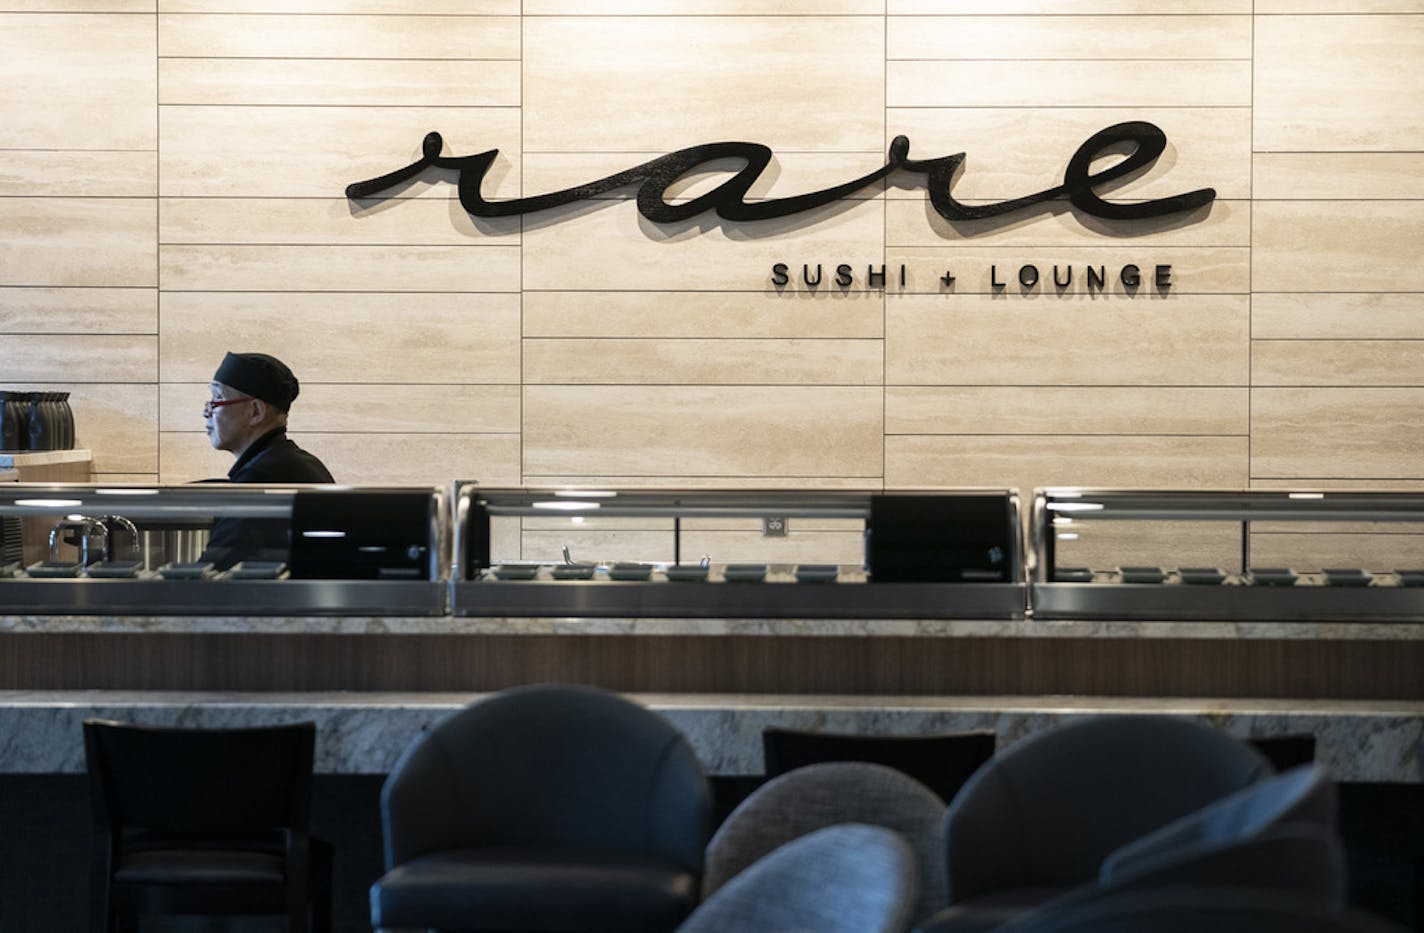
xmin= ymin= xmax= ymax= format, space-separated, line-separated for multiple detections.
xmin=1100 ymin=764 xmax=1332 ymax=887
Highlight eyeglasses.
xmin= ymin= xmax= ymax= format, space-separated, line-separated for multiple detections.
xmin=203 ymin=396 xmax=253 ymax=418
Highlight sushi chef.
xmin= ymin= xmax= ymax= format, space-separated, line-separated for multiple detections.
xmin=200 ymin=351 xmax=333 ymax=568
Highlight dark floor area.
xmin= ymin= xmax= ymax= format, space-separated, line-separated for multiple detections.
xmin=1 ymin=774 xmax=1418 ymax=932
xmin=0 ymin=774 xmax=384 ymax=933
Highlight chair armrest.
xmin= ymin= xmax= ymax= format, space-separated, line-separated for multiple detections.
xmin=1104 ymin=825 xmax=1347 ymax=907
xmin=382 ymin=736 xmax=460 ymax=868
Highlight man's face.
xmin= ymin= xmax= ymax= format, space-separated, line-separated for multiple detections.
xmin=204 ymin=381 xmax=256 ymax=453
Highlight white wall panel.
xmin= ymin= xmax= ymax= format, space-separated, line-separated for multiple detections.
xmin=0 ymin=336 xmax=156 ymax=383
xmin=524 ymin=338 xmax=884 ymax=385
xmin=159 ymin=13 xmax=519 ymax=58
xmin=888 ymin=61 xmax=1250 ymax=108
xmin=159 ymin=292 xmax=520 ymax=384
xmin=160 ymin=60 xmax=520 ymax=108
xmin=1253 ymin=341 xmax=1424 ymax=387
xmin=0 ymin=13 xmax=155 ymax=149
xmin=4 ymin=2 xmax=154 ymax=9
xmin=0 ymin=288 xmax=156 ymax=334
xmin=160 ymin=245 xmax=521 ymax=292
xmin=1253 ymin=153 xmax=1424 ymax=200
xmin=888 ymin=14 xmax=1251 ymax=59
xmin=527 ymin=1 xmax=881 ymax=11
xmin=1254 ymin=14 xmax=1424 ymax=151
xmin=1253 ymin=202 xmax=1424 ymax=293
xmin=889 ymin=1 xmax=1249 ymax=11
xmin=159 ymin=2 xmax=516 ymax=11
xmin=523 ymin=385 xmax=884 ymax=479
xmin=0 ymin=200 xmax=156 ymax=287
xmin=1252 ymin=389 xmax=1424 ymax=480
xmin=886 ymin=435 xmax=1249 ymax=489
xmin=1253 ymin=294 xmax=1424 ymax=341
xmin=886 ymin=387 xmax=1249 ymax=435
xmin=523 ymin=16 xmax=885 ymax=152
xmin=522 ymin=291 xmax=884 ymax=339
xmin=1255 ymin=1 xmax=1421 ymax=9
xmin=886 ymin=294 xmax=1249 ymax=386
xmin=0 ymin=152 xmax=155 ymax=198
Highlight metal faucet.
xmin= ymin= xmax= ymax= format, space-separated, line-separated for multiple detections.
xmin=98 ymin=515 xmax=140 ymax=562
xmin=48 ymin=516 xmax=108 ymax=565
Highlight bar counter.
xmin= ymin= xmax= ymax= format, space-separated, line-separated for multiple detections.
xmin=3 ymin=611 xmax=1422 ymax=700
xmin=2 ymin=691 xmax=1420 ymax=783
xmin=5 ymin=612 xmax=1424 ymax=639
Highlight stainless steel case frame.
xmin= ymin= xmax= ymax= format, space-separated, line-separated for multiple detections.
xmin=1030 ymin=488 xmax=1424 ymax=622
xmin=451 ymin=485 xmax=1026 ymax=620
xmin=0 ymin=483 xmax=448 ymax=616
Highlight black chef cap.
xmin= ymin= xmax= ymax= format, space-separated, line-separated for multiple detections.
xmin=213 ymin=352 xmax=300 ymax=412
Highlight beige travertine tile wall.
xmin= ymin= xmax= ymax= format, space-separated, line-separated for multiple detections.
xmin=1250 ymin=9 xmax=1424 ymax=508
xmin=1 ymin=2 xmax=1419 ymax=561
xmin=0 ymin=8 xmax=158 ymax=478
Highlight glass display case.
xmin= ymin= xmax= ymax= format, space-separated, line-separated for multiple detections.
xmin=1030 ymin=488 xmax=1424 ymax=622
xmin=451 ymin=486 xmax=1025 ymax=619
xmin=0 ymin=484 xmax=447 ymax=615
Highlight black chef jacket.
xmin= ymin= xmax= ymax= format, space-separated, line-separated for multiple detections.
xmin=200 ymin=427 xmax=333 ymax=569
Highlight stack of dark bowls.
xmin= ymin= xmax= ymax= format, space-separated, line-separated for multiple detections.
xmin=0 ymin=390 xmax=75 ymax=451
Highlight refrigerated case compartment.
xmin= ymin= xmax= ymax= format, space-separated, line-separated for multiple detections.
xmin=0 ymin=483 xmax=447 ymax=615
xmin=1031 ymin=489 xmax=1424 ymax=622
xmin=452 ymin=486 xmax=1026 ymax=619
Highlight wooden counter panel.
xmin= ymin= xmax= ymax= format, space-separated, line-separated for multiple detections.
xmin=1 ymin=633 xmax=1419 ymax=700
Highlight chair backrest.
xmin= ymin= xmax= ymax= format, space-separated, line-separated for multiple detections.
xmin=1000 ymin=885 xmax=1410 ymax=933
xmin=705 ymin=761 xmax=948 ymax=921
xmin=83 ymin=719 xmax=315 ymax=837
xmin=381 ymin=683 xmax=711 ymax=871
xmin=943 ymin=715 xmax=1272 ymax=900
xmin=679 ymin=824 xmax=917 ymax=933
xmin=762 ymin=727 xmax=996 ymax=804
xmin=1099 ymin=764 xmax=1337 ymax=890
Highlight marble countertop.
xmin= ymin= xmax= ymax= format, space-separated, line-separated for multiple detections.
xmin=2 ymin=613 xmax=1422 ymax=640
xmin=1 ymin=690 xmax=1420 ymax=783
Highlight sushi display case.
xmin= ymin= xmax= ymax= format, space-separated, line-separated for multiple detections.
xmin=450 ymin=485 xmax=1025 ymax=619
xmin=0 ymin=483 xmax=447 ymax=615
xmin=1030 ymin=488 xmax=1424 ymax=622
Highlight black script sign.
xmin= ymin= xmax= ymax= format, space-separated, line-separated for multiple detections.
xmin=346 ymin=121 xmax=1214 ymax=228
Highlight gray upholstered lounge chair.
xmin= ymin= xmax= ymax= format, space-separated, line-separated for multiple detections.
xmin=679 ymin=823 xmax=917 ymax=933
xmin=369 ymin=684 xmax=712 ymax=933
xmin=1095 ymin=763 xmax=1340 ymax=894
xmin=987 ymin=885 xmax=1410 ymax=933
xmin=703 ymin=761 xmax=949 ymax=923
xmin=761 ymin=727 xmax=996 ymax=803
xmin=998 ymin=764 xmax=1345 ymax=931
xmin=915 ymin=715 xmax=1274 ymax=933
